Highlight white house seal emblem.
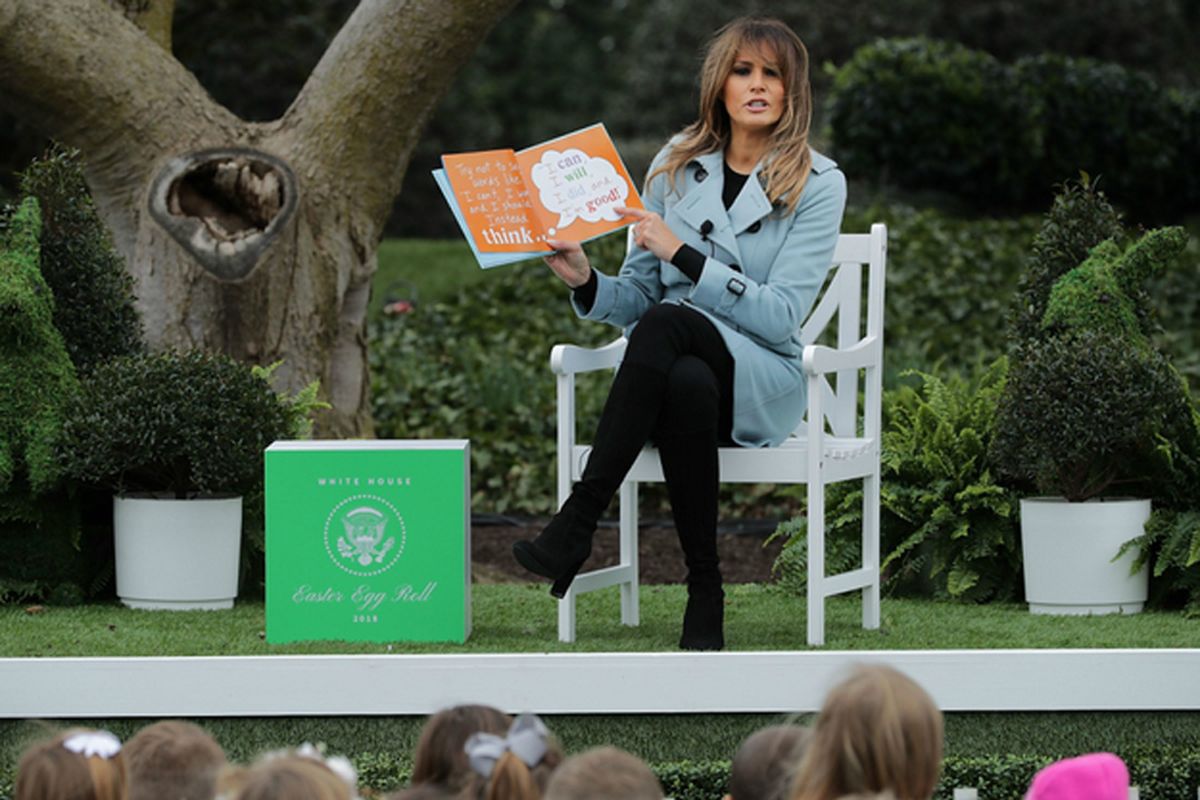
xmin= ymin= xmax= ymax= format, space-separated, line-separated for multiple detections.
xmin=323 ymin=494 xmax=406 ymax=576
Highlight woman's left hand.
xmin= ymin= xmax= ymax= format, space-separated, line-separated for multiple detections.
xmin=618 ymin=206 xmax=684 ymax=263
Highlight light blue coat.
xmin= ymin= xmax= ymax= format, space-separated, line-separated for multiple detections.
xmin=571 ymin=143 xmax=847 ymax=447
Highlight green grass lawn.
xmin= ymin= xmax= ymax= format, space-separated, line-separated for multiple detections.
xmin=372 ymin=238 xmax=543 ymax=315
xmin=3 ymin=584 xmax=1197 ymax=657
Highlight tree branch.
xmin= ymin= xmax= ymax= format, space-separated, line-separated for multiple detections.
xmin=0 ymin=0 xmax=238 ymax=255
xmin=104 ymin=0 xmax=175 ymax=50
xmin=279 ymin=0 xmax=519 ymax=234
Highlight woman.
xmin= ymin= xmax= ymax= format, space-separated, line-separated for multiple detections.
xmin=513 ymin=16 xmax=846 ymax=650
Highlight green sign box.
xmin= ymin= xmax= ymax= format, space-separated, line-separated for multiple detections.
xmin=265 ymin=440 xmax=470 ymax=643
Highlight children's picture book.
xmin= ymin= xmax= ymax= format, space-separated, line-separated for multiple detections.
xmin=433 ymin=123 xmax=644 ymax=268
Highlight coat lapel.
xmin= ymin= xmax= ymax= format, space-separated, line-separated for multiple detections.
xmin=672 ymin=152 xmax=774 ymax=265
xmin=728 ymin=167 xmax=773 ymax=235
xmin=673 ymin=151 xmax=741 ymax=264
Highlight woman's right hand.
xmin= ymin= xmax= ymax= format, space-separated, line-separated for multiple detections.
xmin=543 ymin=239 xmax=592 ymax=288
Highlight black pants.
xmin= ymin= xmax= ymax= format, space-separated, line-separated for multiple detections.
xmin=574 ymin=302 xmax=734 ymax=586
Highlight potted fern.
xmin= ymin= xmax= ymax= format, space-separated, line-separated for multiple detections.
xmin=56 ymin=351 xmax=319 ymax=609
xmin=991 ymin=179 xmax=1198 ymax=614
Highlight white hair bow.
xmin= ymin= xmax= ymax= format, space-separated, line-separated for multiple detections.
xmin=464 ymin=713 xmax=550 ymax=778
xmin=62 ymin=730 xmax=121 ymax=759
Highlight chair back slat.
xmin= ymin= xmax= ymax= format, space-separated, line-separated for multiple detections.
xmin=795 ymin=229 xmax=886 ymax=438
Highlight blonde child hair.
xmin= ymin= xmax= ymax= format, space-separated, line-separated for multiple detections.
xmin=15 ymin=728 xmax=127 ymax=800
xmin=789 ymin=664 xmax=943 ymax=800
xmin=543 ymin=746 xmax=663 ymax=800
xmin=218 ymin=754 xmax=353 ymax=800
xmin=460 ymin=713 xmax=563 ymax=800
xmin=124 ymin=720 xmax=226 ymax=800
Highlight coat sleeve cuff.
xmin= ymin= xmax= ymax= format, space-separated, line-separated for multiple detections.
xmin=571 ymin=269 xmax=619 ymax=320
xmin=570 ymin=269 xmax=599 ymax=314
xmin=689 ymin=257 xmax=745 ymax=315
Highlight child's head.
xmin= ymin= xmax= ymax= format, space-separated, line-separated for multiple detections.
xmin=790 ymin=664 xmax=943 ymax=800
xmin=124 ymin=720 xmax=227 ymax=800
xmin=1026 ymin=752 xmax=1129 ymax=800
xmin=220 ymin=754 xmax=353 ymax=800
xmin=385 ymin=784 xmax=455 ymax=800
xmin=411 ymin=704 xmax=511 ymax=792
xmin=727 ymin=724 xmax=811 ymax=800
xmin=15 ymin=729 xmax=127 ymax=800
xmin=461 ymin=713 xmax=563 ymax=800
xmin=543 ymin=746 xmax=663 ymax=800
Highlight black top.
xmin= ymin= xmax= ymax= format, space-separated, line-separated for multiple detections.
xmin=574 ymin=160 xmax=751 ymax=311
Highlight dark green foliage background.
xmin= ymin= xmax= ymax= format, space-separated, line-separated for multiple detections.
xmin=6 ymin=0 xmax=1200 ymax=231
xmin=828 ymin=39 xmax=1200 ymax=219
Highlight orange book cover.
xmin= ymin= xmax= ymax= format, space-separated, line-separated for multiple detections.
xmin=434 ymin=123 xmax=644 ymax=267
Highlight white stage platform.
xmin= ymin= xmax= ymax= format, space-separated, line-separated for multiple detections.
xmin=2 ymin=649 xmax=1198 ymax=717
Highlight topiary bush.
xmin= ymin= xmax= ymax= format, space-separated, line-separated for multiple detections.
xmin=55 ymin=351 xmax=296 ymax=499
xmin=0 ymin=197 xmax=89 ymax=603
xmin=1006 ymin=177 xmax=1124 ymax=344
xmin=14 ymin=145 xmax=143 ymax=374
xmin=0 ymin=198 xmax=77 ymax=497
xmin=992 ymin=179 xmax=1198 ymax=503
xmin=992 ymin=330 xmax=1189 ymax=502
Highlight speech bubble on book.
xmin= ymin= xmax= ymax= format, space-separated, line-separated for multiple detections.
xmin=531 ymin=148 xmax=629 ymax=232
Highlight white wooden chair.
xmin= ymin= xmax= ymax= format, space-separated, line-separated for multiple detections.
xmin=549 ymin=224 xmax=887 ymax=646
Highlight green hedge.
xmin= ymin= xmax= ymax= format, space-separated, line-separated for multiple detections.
xmin=829 ymin=38 xmax=1200 ymax=219
xmin=7 ymin=752 xmax=1199 ymax=800
xmin=7 ymin=712 xmax=1200 ymax=799
xmin=842 ymin=205 xmax=1037 ymax=378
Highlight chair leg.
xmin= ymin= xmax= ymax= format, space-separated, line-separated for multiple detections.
xmin=862 ymin=471 xmax=881 ymax=630
xmin=807 ymin=476 xmax=826 ymax=647
xmin=557 ymin=585 xmax=577 ymax=643
xmin=619 ymin=480 xmax=640 ymax=627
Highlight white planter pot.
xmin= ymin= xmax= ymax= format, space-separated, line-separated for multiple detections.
xmin=113 ymin=494 xmax=242 ymax=610
xmin=1020 ymin=497 xmax=1150 ymax=615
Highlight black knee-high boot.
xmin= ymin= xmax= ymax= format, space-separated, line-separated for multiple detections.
xmin=513 ymin=362 xmax=667 ymax=596
xmin=658 ymin=428 xmax=725 ymax=651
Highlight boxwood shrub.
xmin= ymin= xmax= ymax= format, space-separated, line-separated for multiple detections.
xmin=55 ymin=351 xmax=294 ymax=499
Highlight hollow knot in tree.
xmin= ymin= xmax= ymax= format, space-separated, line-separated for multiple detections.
xmin=149 ymin=148 xmax=298 ymax=282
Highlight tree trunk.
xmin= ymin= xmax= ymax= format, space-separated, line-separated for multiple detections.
xmin=0 ymin=0 xmax=518 ymax=436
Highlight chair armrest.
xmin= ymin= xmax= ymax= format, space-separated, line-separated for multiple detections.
xmin=550 ymin=338 xmax=628 ymax=375
xmin=802 ymin=336 xmax=881 ymax=375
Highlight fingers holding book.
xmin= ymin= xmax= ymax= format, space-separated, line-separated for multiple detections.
xmin=544 ymin=239 xmax=592 ymax=288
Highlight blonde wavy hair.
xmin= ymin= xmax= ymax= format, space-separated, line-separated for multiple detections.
xmin=789 ymin=665 xmax=943 ymax=800
xmin=647 ymin=16 xmax=813 ymax=214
